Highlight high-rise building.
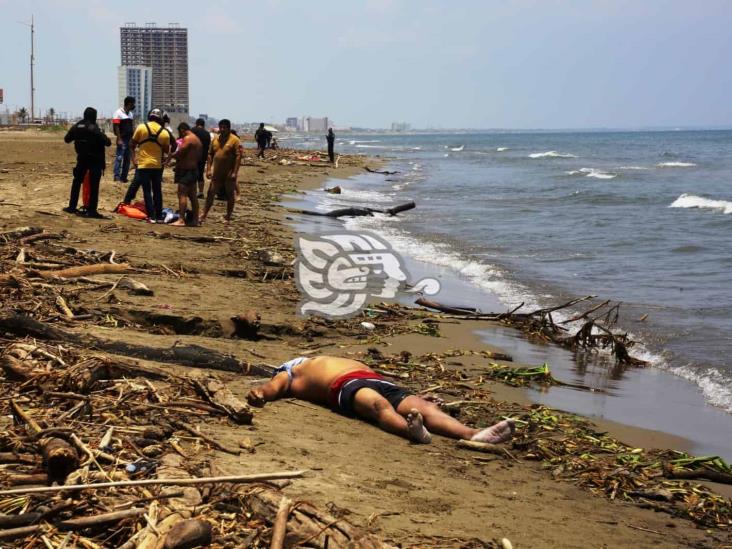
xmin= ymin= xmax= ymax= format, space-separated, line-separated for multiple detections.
xmin=118 ymin=65 xmax=152 ymax=121
xmin=285 ymin=117 xmax=298 ymax=130
xmin=305 ymin=117 xmax=329 ymax=133
xmin=119 ymin=23 xmax=189 ymax=122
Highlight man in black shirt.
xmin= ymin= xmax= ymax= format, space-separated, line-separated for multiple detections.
xmin=190 ymin=118 xmax=211 ymax=198
xmin=64 ymin=107 xmax=112 ymax=218
xmin=326 ymin=128 xmax=335 ymax=163
xmin=254 ymin=123 xmax=271 ymax=159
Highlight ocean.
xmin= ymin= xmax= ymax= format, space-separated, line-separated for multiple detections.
xmin=282 ymin=130 xmax=732 ymax=458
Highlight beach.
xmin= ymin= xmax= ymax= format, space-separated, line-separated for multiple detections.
xmin=0 ymin=129 xmax=730 ymax=547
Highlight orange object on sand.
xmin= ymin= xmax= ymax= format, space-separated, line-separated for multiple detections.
xmin=115 ymin=202 xmax=147 ymax=220
xmin=82 ymin=170 xmax=91 ymax=208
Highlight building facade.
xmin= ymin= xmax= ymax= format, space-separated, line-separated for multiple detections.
xmin=118 ymin=65 xmax=152 ymax=121
xmin=119 ymin=23 xmax=189 ymax=122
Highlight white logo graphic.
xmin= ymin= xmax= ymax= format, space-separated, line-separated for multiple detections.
xmin=295 ymin=231 xmax=440 ymax=318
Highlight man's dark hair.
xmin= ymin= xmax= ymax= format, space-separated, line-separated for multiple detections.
xmin=178 ymin=122 xmax=190 ymax=132
xmin=195 ymin=118 xmax=205 ymax=127
xmin=219 ymin=119 xmax=231 ymax=129
xmin=259 ymin=122 xmax=265 ymax=128
xmin=124 ymin=96 xmax=136 ymax=106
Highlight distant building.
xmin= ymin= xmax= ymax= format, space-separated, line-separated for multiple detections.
xmin=119 ymin=23 xmax=189 ymax=124
xmin=305 ymin=117 xmax=329 ymax=133
xmin=285 ymin=117 xmax=298 ymax=130
xmin=118 ymin=65 xmax=152 ymax=121
xmin=391 ymin=122 xmax=410 ymax=132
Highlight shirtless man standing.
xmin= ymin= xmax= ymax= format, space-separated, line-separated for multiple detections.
xmin=246 ymin=355 xmax=515 ymax=445
xmin=200 ymin=119 xmax=241 ymax=224
xmin=170 ymin=122 xmax=202 ymax=226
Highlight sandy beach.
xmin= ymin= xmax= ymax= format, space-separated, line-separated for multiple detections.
xmin=1 ymin=129 xmax=730 ymax=547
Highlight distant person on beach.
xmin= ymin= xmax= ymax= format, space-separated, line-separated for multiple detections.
xmin=254 ymin=123 xmax=271 ymax=159
xmin=112 ymin=96 xmax=135 ymax=183
xmin=63 ymin=107 xmax=112 ymax=218
xmin=169 ymin=122 xmax=202 ymax=227
xmin=246 ymin=356 xmax=515 ymax=445
xmin=200 ymin=119 xmax=241 ymax=224
xmin=190 ymin=118 xmax=211 ymax=199
xmin=326 ymin=128 xmax=335 ymax=163
xmin=123 ymin=108 xmax=171 ymax=222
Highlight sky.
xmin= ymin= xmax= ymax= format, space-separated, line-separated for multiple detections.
xmin=1 ymin=0 xmax=731 ymax=129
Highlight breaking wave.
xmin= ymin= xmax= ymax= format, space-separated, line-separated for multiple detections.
xmin=669 ymin=194 xmax=732 ymax=214
xmin=566 ymin=168 xmax=617 ymax=180
xmin=529 ymin=151 xmax=577 ymax=159
xmin=657 ymin=161 xmax=697 ymax=168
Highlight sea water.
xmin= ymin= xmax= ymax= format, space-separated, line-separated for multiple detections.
xmin=282 ymin=130 xmax=732 ymax=457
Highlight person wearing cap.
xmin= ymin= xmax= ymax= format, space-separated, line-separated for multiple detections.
xmin=200 ymin=119 xmax=241 ymax=224
xmin=123 ymin=108 xmax=171 ymax=222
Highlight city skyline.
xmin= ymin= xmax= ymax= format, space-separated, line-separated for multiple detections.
xmin=1 ymin=0 xmax=731 ymax=129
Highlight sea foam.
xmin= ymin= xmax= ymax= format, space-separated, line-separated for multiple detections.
xmin=566 ymin=168 xmax=617 ymax=180
xmin=657 ymin=161 xmax=697 ymax=167
xmin=496 ymin=147 xmax=509 ymax=152
xmin=669 ymin=194 xmax=732 ymax=214
xmin=530 ymin=151 xmax=577 ymax=159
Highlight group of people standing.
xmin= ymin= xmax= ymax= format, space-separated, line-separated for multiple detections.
xmin=63 ymin=100 xmax=337 ymax=225
xmin=64 ymin=99 xmax=242 ymax=225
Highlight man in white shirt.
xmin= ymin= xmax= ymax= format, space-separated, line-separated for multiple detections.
xmin=112 ymin=96 xmax=136 ymax=183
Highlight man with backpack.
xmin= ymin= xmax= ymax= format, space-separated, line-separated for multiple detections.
xmin=63 ymin=106 xmax=111 ymax=218
xmin=123 ymin=108 xmax=171 ymax=222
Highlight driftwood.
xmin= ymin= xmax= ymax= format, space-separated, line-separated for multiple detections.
xmin=0 ymin=524 xmax=44 ymax=541
xmin=189 ymin=375 xmax=253 ymax=424
xmin=0 ymin=312 xmax=270 ymax=377
xmin=365 ymin=167 xmax=398 ymax=175
xmin=0 ymin=513 xmax=42 ymax=529
xmin=295 ymin=200 xmax=416 ymax=218
xmin=417 ymin=296 xmax=647 ymax=366
xmin=163 ymin=518 xmax=213 ymax=549
xmin=270 ymin=496 xmax=293 ymax=549
xmin=665 ymin=467 xmax=732 ymax=486
xmin=57 ymin=508 xmax=145 ymax=531
xmin=38 ymin=263 xmax=132 ymax=279
xmin=0 ymin=471 xmax=307 ymax=496
xmin=171 ymin=421 xmax=241 ymax=455
xmin=247 ymin=487 xmax=387 ymax=549
xmin=1 ymin=355 xmax=32 ymax=381
xmin=0 ymin=226 xmax=43 ymax=242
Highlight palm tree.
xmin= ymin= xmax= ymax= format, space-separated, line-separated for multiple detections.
xmin=17 ymin=107 xmax=28 ymax=123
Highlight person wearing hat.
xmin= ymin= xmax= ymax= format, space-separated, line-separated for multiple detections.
xmin=123 ymin=108 xmax=171 ymax=222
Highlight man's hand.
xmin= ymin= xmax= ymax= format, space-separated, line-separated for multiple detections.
xmin=247 ymin=387 xmax=266 ymax=407
xmin=205 ymin=169 xmax=212 ymax=180
xmin=117 ymin=136 xmax=123 ymax=146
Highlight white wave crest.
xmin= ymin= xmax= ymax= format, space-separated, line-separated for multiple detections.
xmin=657 ymin=161 xmax=697 ymax=168
xmin=671 ymin=365 xmax=732 ymax=413
xmin=669 ymin=193 xmax=732 ymax=214
xmin=617 ymin=166 xmax=650 ymax=170
xmin=565 ymin=168 xmax=617 ymax=180
xmin=450 ymin=145 xmax=464 ymax=152
xmin=529 ymin=151 xmax=577 ymax=159
xmin=496 ymin=147 xmax=509 ymax=152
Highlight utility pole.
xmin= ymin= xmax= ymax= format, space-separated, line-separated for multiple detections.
xmin=18 ymin=15 xmax=35 ymax=121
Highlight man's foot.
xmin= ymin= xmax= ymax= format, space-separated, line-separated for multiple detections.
xmin=120 ymin=178 xmax=129 ymax=183
xmin=406 ymin=409 xmax=432 ymax=444
xmin=113 ymin=176 xmax=120 ymax=182
xmin=62 ymin=207 xmax=78 ymax=214
xmin=171 ymin=218 xmax=186 ymax=227
xmin=471 ymin=419 xmax=515 ymax=444
xmin=84 ymin=211 xmax=107 ymax=219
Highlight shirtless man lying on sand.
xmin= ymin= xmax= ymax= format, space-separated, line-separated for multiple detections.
xmin=246 ymin=355 xmax=515 ymax=444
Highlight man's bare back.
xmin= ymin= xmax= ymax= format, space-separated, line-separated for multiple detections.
xmin=247 ymin=356 xmax=515 ymax=445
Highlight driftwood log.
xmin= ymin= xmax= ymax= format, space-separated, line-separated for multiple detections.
xmin=37 ymin=263 xmax=132 ymax=279
xmin=163 ymin=518 xmax=213 ymax=549
xmin=295 ymin=200 xmax=415 ymax=218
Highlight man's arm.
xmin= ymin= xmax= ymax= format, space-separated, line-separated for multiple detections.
xmin=230 ymin=140 xmax=242 ymax=179
xmin=246 ymin=373 xmax=290 ymax=407
xmin=205 ymin=143 xmax=214 ymax=179
xmin=64 ymin=126 xmax=76 ymax=144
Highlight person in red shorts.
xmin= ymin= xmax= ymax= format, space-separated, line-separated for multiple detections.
xmin=246 ymin=355 xmax=515 ymax=445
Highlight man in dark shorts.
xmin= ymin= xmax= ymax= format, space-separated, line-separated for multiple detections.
xmin=190 ymin=118 xmax=211 ymax=199
xmin=246 ymin=356 xmax=515 ymax=445
xmin=169 ymin=122 xmax=202 ymax=226
xmin=201 ymin=119 xmax=241 ymax=224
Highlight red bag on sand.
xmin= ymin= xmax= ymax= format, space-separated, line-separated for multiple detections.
xmin=82 ymin=170 xmax=91 ymax=208
xmin=114 ymin=202 xmax=147 ymax=220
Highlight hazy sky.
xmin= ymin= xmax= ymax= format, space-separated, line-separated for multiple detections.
xmin=1 ymin=0 xmax=731 ymax=129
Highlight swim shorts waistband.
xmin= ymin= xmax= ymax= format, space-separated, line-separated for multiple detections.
xmin=328 ymin=370 xmax=386 ymax=410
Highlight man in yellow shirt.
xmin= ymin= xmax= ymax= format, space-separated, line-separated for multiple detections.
xmin=123 ymin=109 xmax=171 ymax=222
xmin=200 ymin=119 xmax=241 ymax=224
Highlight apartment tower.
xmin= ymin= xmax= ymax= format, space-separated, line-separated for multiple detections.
xmin=119 ymin=23 xmax=189 ymax=122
